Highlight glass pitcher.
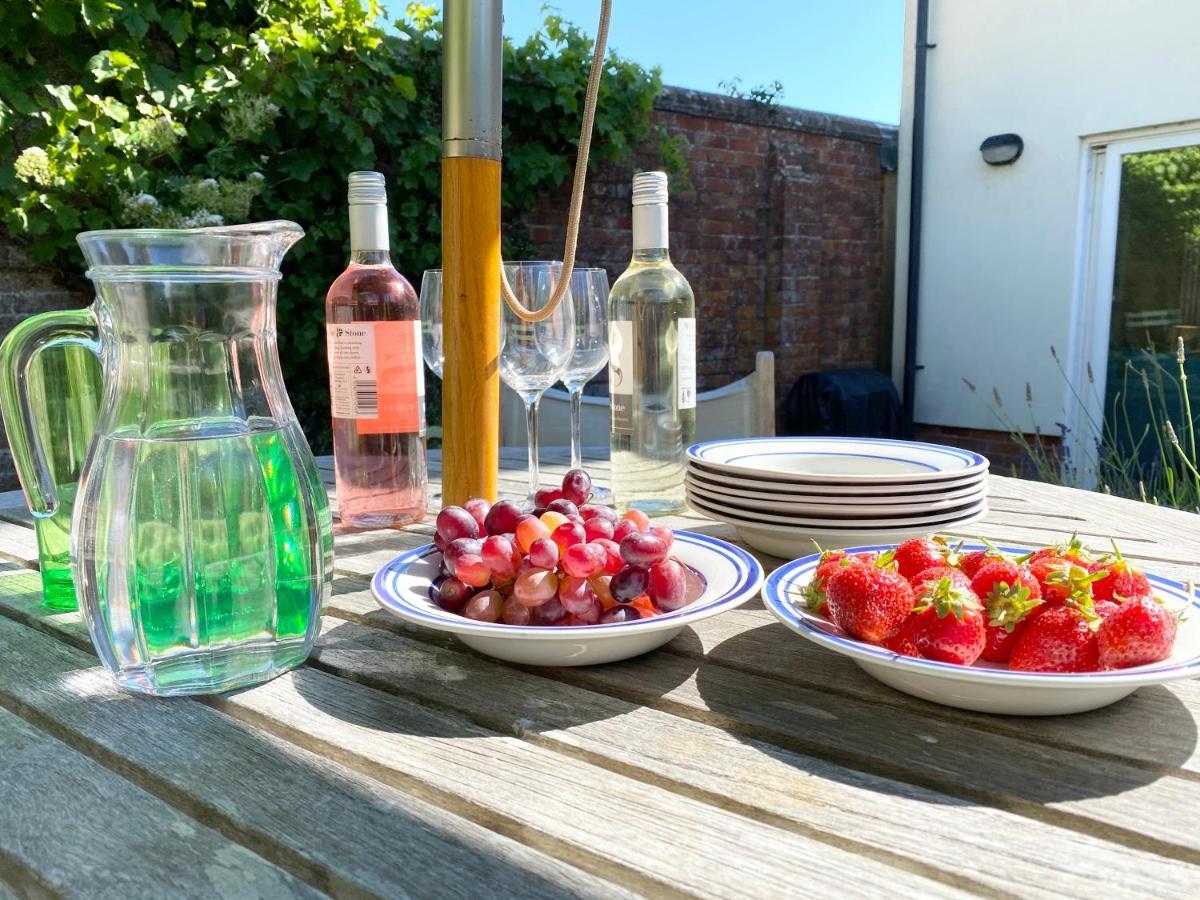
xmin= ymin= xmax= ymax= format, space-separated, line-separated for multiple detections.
xmin=0 ymin=221 xmax=333 ymax=696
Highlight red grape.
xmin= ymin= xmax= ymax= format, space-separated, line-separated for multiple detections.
xmin=534 ymin=487 xmax=563 ymax=507
xmin=454 ymin=553 xmax=491 ymax=588
xmin=620 ymin=532 xmax=669 ymax=567
xmin=562 ymin=542 xmax=606 ymax=579
xmin=484 ymin=499 xmax=524 ymax=535
xmin=561 ymin=468 xmax=593 ymax=505
xmin=436 ymin=506 xmax=479 ymax=542
xmin=464 ymin=498 xmax=491 ymax=533
xmin=558 ymin=575 xmax=595 ymax=614
xmin=612 ymin=519 xmax=640 ymax=544
xmin=443 ymin=537 xmax=483 ymax=573
xmin=527 ymin=537 xmax=559 ymax=570
xmin=580 ymin=504 xmax=618 ymax=524
xmin=462 ymin=590 xmax=503 ymax=622
xmin=531 ymin=596 xmax=567 ymax=625
xmin=611 ymin=565 xmax=649 ymax=602
xmin=514 ymin=569 xmax=558 ymax=607
xmin=546 ymin=498 xmax=579 ymax=517
xmin=434 ymin=531 xmax=448 ymax=553
xmin=551 ymin=521 xmax=586 ymax=556
xmin=436 ymin=577 xmax=475 ymax=611
xmin=515 ymin=515 xmax=551 ymax=553
xmin=650 ymin=526 xmax=675 ymax=551
xmin=583 ymin=517 xmax=614 ymax=542
xmin=501 ymin=596 xmax=532 ymax=625
xmin=601 ymin=604 xmax=641 ymax=624
xmin=621 ymin=508 xmax=651 ymax=531
xmin=590 ymin=538 xmax=624 ymax=574
xmin=648 ymin=559 xmax=687 ymax=611
xmin=481 ymin=534 xmax=518 ymax=581
xmin=572 ymin=596 xmax=603 ymax=625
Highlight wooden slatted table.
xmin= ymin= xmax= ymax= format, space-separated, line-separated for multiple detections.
xmin=0 ymin=449 xmax=1198 ymax=898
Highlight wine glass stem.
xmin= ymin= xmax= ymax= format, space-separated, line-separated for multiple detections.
xmin=525 ymin=394 xmax=541 ymax=499
xmin=569 ymin=387 xmax=583 ymax=471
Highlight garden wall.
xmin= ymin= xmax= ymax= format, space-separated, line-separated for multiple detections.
xmin=523 ymin=86 xmax=898 ymax=412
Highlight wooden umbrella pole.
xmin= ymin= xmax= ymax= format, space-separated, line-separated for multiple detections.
xmin=441 ymin=0 xmax=503 ymax=505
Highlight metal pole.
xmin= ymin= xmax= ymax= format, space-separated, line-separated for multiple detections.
xmin=441 ymin=0 xmax=503 ymax=504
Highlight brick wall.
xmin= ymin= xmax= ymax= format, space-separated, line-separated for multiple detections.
xmin=523 ymin=86 xmax=898 ymax=415
xmin=914 ymin=423 xmax=1062 ymax=477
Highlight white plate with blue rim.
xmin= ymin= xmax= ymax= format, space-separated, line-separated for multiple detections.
xmin=372 ymin=531 xmax=765 ymax=666
xmin=688 ymin=437 xmax=989 ymax=485
xmin=761 ymin=543 xmax=1200 ymax=715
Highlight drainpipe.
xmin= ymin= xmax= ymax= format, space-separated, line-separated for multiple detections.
xmin=902 ymin=0 xmax=933 ymax=436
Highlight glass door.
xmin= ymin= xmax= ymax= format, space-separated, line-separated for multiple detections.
xmin=1103 ymin=142 xmax=1200 ymax=468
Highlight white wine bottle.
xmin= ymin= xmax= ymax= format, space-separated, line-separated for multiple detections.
xmin=608 ymin=171 xmax=697 ymax=514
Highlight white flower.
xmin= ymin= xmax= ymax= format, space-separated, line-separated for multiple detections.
xmin=14 ymin=147 xmax=52 ymax=185
xmin=132 ymin=192 xmax=159 ymax=209
xmin=247 ymin=171 xmax=265 ymax=183
xmin=182 ymin=209 xmax=225 ymax=228
xmin=198 ymin=178 xmax=219 ymax=189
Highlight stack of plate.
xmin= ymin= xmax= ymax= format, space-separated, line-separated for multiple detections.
xmin=685 ymin=437 xmax=989 ymax=557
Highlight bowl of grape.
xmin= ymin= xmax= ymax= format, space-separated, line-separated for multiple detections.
xmin=371 ymin=469 xmax=765 ymax=666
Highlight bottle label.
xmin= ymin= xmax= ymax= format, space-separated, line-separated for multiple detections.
xmin=609 ymin=319 xmax=634 ymax=434
xmin=677 ymin=317 xmax=697 ymax=410
xmin=327 ymin=320 xmax=424 ymax=434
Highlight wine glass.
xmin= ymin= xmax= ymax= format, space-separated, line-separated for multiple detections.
xmin=563 ymin=267 xmax=611 ymax=501
xmin=500 ymin=261 xmax=575 ymax=499
xmin=419 ymin=268 xmax=443 ymax=377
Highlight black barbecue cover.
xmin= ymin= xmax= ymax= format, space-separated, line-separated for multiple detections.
xmin=783 ymin=368 xmax=902 ymax=438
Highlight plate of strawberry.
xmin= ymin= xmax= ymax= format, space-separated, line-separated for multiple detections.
xmin=761 ymin=536 xmax=1199 ymax=715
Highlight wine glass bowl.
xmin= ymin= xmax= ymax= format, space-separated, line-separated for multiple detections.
xmin=499 ymin=261 xmax=575 ymax=498
xmin=419 ymin=268 xmax=443 ymax=378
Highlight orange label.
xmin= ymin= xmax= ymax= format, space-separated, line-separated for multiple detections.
xmin=326 ymin=320 xmax=424 ymax=435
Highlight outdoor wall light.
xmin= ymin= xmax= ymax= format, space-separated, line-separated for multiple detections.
xmin=980 ymin=133 xmax=1024 ymax=166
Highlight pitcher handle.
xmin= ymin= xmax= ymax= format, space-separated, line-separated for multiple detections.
xmin=0 ymin=307 xmax=101 ymax=516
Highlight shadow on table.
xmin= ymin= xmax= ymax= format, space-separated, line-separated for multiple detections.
xmin=694 ymin=623 xmax=1198 ymax=805
xmin=295 ymin=618 xmax=704 ymax=740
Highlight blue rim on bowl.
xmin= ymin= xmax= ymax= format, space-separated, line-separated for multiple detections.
xmin=762 ymin=543 xmax=1200 ymax=687
xmin=373 ymin=530 xmax=765 ymax=639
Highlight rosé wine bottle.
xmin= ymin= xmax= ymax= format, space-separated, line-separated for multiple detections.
xmin=326 ymin=171 xmax=428 ymax=529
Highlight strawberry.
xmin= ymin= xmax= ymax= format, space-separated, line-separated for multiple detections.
xmin=908 ymin=577 xmax=986 ymax=665
xmin=1009 ymin=606 xmax=1101 ymax=672
xmin=1088 ymin=543 xmax=1151 ymax=602
xmin=1023 ymin=534 xmax=1096 ymax=568
xmin=1031 ymin=558 xmax=1105 ymax=609
xmin=826 ymin=563 xmax=915 ymax=644
xmin=910 ymin=565 xmax=972 ymax=595
xmin=894 ymin=538 xmax=948 ymax=580
xmin=1097 ymin=597 xmax=1177 ymax=669
xmin=884 ymin=614 xmax=923 ymax=658
xmin=975 ymin=565 xmax=1044 ymax=663
xmin=959 ymin=540 xmax=1008 ymax=579
xmin=803 ymin=550 xmax=851 ymax=617
xmin=970 ymin=560 xmax=1041 ymax=605
xmin=1094 ymin=599 xmax=1121 ymax=619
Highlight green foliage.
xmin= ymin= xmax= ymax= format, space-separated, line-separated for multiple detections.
xmin=1 ymin=0 xmax=677 ymax=447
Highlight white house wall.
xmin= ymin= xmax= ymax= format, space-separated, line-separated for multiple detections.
xmin=894 ymin=0 xmax=1200 ymax=433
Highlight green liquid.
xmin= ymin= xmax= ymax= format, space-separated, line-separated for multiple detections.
xmin=79 ymin=424 xmax=331 ymax=693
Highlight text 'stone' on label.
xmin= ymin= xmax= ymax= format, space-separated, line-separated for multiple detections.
xmin=326 ymin=320 xmax=424 ymax=435
xmin=677 ymin=317 xmax=697 ymax=410
xmin=609 ymin=319 xmax=634 ymax=435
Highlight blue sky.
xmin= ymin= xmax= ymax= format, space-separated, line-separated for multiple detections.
xmin=382 ymin=1 xmax=905 ymax=124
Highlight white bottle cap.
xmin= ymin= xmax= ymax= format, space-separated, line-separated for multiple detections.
xmin=347 ymin=172 xmax=389 ymax=251
xmin=347 ymin=171 xmax=387 ymax=205
xmin=632 ymin=171 xmax=668 ymax=207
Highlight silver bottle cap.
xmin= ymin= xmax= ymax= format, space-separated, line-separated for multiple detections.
xmin=347 ymin=171 xmax=387 ymax=205
xmin=631 ymin=171 xmax=668 ymax=207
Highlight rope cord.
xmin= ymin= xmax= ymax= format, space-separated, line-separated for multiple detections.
xmin=499 ymin=0 xmax=611 ymax=322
